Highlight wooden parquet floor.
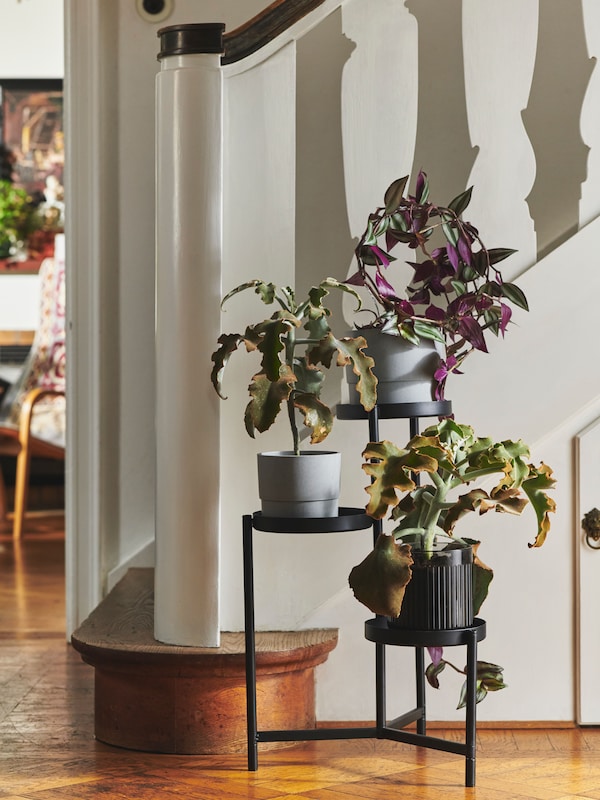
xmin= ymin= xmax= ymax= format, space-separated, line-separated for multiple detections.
xmin=2 ymin=518 xmax=600 ymax=798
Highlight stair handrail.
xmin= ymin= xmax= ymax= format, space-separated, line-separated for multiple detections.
xmin=222 ymin=0 xmax=328 ymax=64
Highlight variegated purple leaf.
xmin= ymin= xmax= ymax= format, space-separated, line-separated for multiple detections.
xmin=458 ymin=236 xmax=472 ymax=265
xmin=345 ymin=271 xmax=365 ymax=286
xmin=425 ymin=305 xmax=445 ymax=322
xmin=372 ymin=245 xmax=391 ymax=267
xmin=457 ymin=316 xmax=488 ymax=352
xmin=499 ymin=302 xmax=512 ymax=335
xmin=428 ymin=646 xmax=443 ymax=666
xmin=375 ymin=270 xmax=398 ymax=300
xmin=446 ymin=242 xmax=460 ymax=273
xmin=398 ymin=299 xmax=415 ymax=315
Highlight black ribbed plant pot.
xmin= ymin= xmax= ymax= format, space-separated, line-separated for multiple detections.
xmin=389 ymin=541 xmax=473 ymax=631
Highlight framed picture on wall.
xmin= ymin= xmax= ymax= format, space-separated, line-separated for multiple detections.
xmin=0 ymin=79 xmax=63 ymax=202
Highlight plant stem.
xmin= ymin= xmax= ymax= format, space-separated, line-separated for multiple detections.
xmin=285 ymin=327 xmax=300 ymax=455
xmin=287 ymin=395 xmax=300 ymax=456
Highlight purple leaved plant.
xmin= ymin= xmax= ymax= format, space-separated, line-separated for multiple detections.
xmin=347 ymin=172 xmax=528 ymax=399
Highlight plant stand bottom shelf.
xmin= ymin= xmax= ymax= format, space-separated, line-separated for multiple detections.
xmin=243 ymin=508 xmax=486 ymax=788
xmin=246 ymin=614 xmax=486 ymax=788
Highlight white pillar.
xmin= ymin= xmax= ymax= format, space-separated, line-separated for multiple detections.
xmin=155 ymin=24 xmax=224 ymax=646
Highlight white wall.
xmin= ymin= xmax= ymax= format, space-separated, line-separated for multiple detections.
xmin=0 ymin=0 xmax=63 ymax=77
xmin=68 ymin=0 xmax=600 ymax=723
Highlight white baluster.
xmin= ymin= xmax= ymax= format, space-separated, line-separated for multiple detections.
xmin=581 ymin=0 xmax=600 ymax=227
xmin=463 ymin=0 xmax=539 ymax=280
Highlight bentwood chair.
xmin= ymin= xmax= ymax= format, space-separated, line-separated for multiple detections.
xmin=0 ymin=252 xmax=65 ymax=539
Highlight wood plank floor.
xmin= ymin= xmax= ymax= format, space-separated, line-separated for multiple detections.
xmin=2 ymin=518 xmax=600 ymax=799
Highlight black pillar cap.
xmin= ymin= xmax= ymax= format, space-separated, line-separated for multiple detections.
xmin=157 ymin=23 xmax=225 ymax=60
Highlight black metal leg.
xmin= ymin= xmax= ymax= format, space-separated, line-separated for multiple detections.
xmin=375 ymin=641 xmax=386 ymax=732
xmin=243 ymin=515 xmax=258 ymax=771
xmin=415 ymin=646 xmax=426 ymax=735
xmin=465 ymin=629 xmax=478 ymax=787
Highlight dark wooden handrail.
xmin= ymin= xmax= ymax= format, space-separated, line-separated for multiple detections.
xmin=222 ymin=0 xmax=329 ymax=65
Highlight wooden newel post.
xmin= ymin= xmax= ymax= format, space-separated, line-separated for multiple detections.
xmin=155 ymin=23 xmax=225 ymax=646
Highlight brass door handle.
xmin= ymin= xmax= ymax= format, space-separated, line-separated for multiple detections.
xmin=582 ymin=508 xmax=600 ymax=549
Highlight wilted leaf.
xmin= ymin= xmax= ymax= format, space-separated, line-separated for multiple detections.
xmin=522 ymin=463 xmax=557 ymax=548
xmin=333 ymin=334 xmax=377 ymax=411
xmin=244 ymin=367 xmax=296 ymax=437
xmin=253 ymin=317 xmax=297 ymax=382
xmin=293 ymin=392 xmax=333 ymax=444
xmin=362 ymin=440 xmax=438 ymax=519
xmin=468 ymin=540 xmax=494 ymax=615
xmin=426 ymin=659 xmax=446 ymax=689
xmin=348 ymin=533 xmax=413 ymax=617
xmin=456 ymin=660 xmax=507 ymax=709
xmin=210 ymin=333 xmax=243 ymax=399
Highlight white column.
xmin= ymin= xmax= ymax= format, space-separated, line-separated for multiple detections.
xmin=155 ymin=26 xmax=224 ymax=646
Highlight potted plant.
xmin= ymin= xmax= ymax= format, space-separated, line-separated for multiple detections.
xmin=345 ymin=172 xmax=529 ymax=402
xmin=211 ymin=277 xmax=377 ymax=517
xmin=348 ymin=418 xmax=556 ymax=705
xmin=0 ymin=179 xmax=42 ymax=260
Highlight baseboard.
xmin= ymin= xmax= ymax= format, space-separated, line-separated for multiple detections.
xmin=106 ymin=538 xmax=155 ymax=590
xmin=317 ymin=720 xmax=576 ymax=730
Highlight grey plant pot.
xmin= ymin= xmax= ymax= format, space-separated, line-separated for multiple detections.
xmin=346 ymin=328 xmax=444 ymax=404
xmin=257 ymin=450 xmax=341 ymax=518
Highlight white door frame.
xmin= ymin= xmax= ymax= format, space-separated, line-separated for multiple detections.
xmin=64 ymin=0 xmax=120 ymax=633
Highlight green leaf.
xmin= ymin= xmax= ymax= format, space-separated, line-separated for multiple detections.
xmin=275 ymin=286 xmax=296 ymax=314
xmin=319 ymin=277 xmax=363 ymax=311
xmin=483 ymin=308 xmax=500 ymax=336
xmin=210 ymin=333 xmax=243 ymax=399
xmin=450 ymin=279 xmax=467 ymax=296
xmin=487 ymin=247 xmax=517 ymax=266
xmin=384 ymin=176 xmax=408 ymax=213
xmin=348 ymin=533 xmax=413 ymax=617
xmin=448 ymin=185 xmax=473 ymax=217
xmin=442 ymin=221 xmax=459 ymax=247
xmin=470 ymin=250 xmax=490 ymax=277
xmin=244 ymin=367 xmax=296 ymax=437
xmin=304 ymin=314 xmax=330 ymax=341
xmin=293 ymin=357 xmax=325 ymax=396
xmin=253 ymin=318 xmax=296 ymax=382
xmin=397 ymin=322 xmax=420 ymax=346
xmin=221 ymin=280 xmax=276 ymax=309
xmin=293 ymin=392 xmax=333 ymax=444
xmin=390 ymin=212 xmax=409 ymax=232
xmin=413 ymin=319 xmax=445 ymax=343
xmin=501 ymin=282 xmax=529 ymax=311
xmin=480 ymin=280 xmax=502 ymax=297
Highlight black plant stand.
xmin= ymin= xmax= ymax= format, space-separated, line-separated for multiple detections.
xmin=243 ymin=400 xmax=486 ymax=787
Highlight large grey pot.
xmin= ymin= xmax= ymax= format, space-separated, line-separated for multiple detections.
xmin=257 ymin=450 xmax=341 ymax=518
xmin=346 ymin=328 xmax=444 ymax=404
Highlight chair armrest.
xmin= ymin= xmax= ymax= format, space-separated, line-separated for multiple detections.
xmin=18 ymin=387 xmax=66 ymax=446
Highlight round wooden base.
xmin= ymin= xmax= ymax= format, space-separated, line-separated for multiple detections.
xmin=72 ymin=569 xmax=338 ymax=754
